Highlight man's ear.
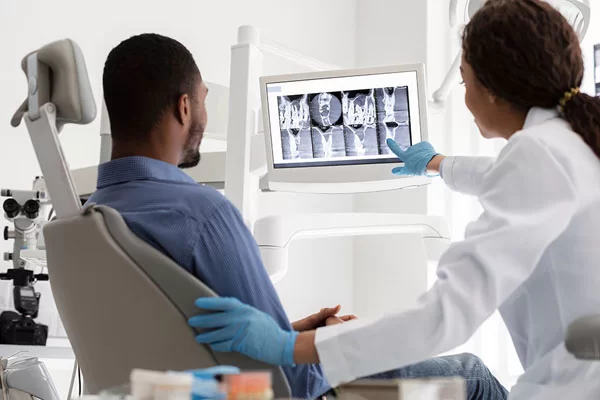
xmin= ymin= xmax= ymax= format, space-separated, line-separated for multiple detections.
xmin=486 ymin=88 xmax=497 ymax=104
xmin=175 ymin=93 xmax=191 ymax=126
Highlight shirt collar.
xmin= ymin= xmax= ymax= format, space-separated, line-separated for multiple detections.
xmin=522 ymin=107 xmax=559 ymax=130
xmin=97 ymin=156 xmax=197 ymax=189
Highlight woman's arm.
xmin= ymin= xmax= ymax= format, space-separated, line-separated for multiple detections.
xmin=294 ymin=331 xmax=319 ymax=364
xmin=426 ymin=154 xmax=446 ymax=174
xmin=439 ymin=156 xmax=496 ymax=196
xmin=386 ymin=139 xmax=495 ymax=196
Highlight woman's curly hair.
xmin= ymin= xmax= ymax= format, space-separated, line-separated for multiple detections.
xmin=462 ymin=0 xmax=600 ymax=158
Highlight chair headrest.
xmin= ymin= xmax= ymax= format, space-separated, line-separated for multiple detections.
xmin=11 ymin=39 xmax=97 ymax=131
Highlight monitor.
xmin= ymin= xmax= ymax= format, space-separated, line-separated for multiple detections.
xmin=260 ymin=64 xmax=430 ymax=193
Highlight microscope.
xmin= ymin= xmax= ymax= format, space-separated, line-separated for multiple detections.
xmin=0 ymin=179 xmax=50 ymax=346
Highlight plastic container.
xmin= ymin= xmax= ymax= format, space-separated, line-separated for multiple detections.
xmin=130 ymin=369 xmax=193 ymax=400
xmin=154 ymin=372 xmax=193 ymax=400
xmin=131 ymin=370 xmax=164 ymax=400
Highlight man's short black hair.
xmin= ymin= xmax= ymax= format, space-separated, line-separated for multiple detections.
xmin=103 ymin=33 xmax=201 ymax=139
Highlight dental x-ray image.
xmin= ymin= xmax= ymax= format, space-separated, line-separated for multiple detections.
xmin=376 ymin=87 xmax=412 ymax=154
xmin=278 ymin=94 xmax=314 ymax=160
xmin=309 ymin=92 xmax=345 ymax=158
xmin=342 ymin=89 xmax=379 ymax=157
xmin=276 ymin=86 xmax=412 ymax=162
xmin=312 ymin=126 xmax=346 ymax=158
xmin=308 ymin=92 xmax=346 ymax=158
xmin=309 ymin=92 xmax=343 ymax=127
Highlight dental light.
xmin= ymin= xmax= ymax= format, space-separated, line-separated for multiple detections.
xmin=434 ymin=0 xmax=591 ymax=103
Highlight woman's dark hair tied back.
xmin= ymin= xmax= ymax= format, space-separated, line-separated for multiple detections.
xmin=559 ymin=87 xmax=581 ymax=112
xmin=562 ymin=92 xmax=600 ymax=159
xmin=462 ymin=0 xmax=600 ymax=159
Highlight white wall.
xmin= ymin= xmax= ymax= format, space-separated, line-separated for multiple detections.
xmin=355 ymin=0 xmax=428 ymax=69
xmin=0 ymin=0 xmax=356 ymax=396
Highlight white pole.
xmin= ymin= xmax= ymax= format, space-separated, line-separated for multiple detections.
xmin=99 ymin=100 xmax=111 ymax=164
xmin=224 ymin=26 xmax=263 ymax=228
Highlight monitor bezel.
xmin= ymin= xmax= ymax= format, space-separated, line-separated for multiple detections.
xmin=259 ymin=63 xmax=430 ymax=193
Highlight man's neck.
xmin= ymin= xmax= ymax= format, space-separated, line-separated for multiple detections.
xmin=111 ymin=144 xmax=178 ymax=166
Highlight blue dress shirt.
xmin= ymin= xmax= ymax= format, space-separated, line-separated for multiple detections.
xmin=86 ymin=156 xmax=330 ymax=398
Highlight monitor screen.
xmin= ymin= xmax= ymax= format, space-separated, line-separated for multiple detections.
xmin=264 ymin=71 xmax=422 ymax=169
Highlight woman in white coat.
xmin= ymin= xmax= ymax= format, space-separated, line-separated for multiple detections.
xmin=189 ymin=0 xmax=600 ymax=398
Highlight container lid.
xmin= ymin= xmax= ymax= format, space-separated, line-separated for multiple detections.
xmin=188 ymin=366 xmax=240 ymax=380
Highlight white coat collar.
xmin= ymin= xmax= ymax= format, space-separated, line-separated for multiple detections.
xmin=522 ymin=107 xmax=559 ymax=130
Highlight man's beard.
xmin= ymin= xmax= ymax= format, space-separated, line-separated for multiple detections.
xmin=178 ymin=123 xmax=203 ymax=169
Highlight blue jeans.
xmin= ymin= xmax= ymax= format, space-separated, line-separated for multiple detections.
xmin=369 ymin=353 xmax=509 ymax=400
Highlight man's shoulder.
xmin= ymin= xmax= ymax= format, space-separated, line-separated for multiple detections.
xmin=178 ymin=182 xmax=227 ymax=203
xmin=174 ymin=183 xmax=236 ymax=222
xmin=90 ymin=180 xmax=239 ymax=227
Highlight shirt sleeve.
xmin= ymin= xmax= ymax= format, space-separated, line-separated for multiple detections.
xmin=315 ymin=134 xmax=578 ymax=387
xmin=441 ymin=156 xmax=496 ymax=196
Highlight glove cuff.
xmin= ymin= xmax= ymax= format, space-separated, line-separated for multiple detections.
xmin=282 ymin=330 xmax=299 ymax=366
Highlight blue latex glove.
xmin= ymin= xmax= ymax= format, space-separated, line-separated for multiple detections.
xmin=386 ymin=138 xmax=439 ymax=176
xmin=189 ymin=297 xmax=298 ymax=366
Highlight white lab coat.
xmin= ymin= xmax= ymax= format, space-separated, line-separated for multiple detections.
xmin=315 ymin=107 xmax=600 ymax=399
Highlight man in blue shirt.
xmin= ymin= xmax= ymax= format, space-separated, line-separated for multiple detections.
xmin=88 ymin=34 xmax=508 ymax=399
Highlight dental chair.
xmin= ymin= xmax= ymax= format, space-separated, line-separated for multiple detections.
xmin=10 ymin=39 xmax=291 ymax=397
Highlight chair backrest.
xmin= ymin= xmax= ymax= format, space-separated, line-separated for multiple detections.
xmin=44 ymin=205 xmax=291 ymax=396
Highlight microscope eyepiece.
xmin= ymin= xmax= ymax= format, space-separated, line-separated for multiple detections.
xmin=23 ymin=200 xmax=40 ymax=219
xmin=3 ymin=199 xmax=20 ymax=218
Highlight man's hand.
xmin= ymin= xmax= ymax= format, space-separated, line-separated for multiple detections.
xmin=292 ymin=305 xmax=358 ymax=331
xmin=292 ymin=305 xmax=341 ymax=332
xmin=325 ymin=314 xmax=358 ymax=326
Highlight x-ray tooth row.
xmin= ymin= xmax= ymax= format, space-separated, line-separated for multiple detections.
xmin=343 ymin=89 xmax=376 ymax=126
xmin=278 ymin=86 xmax=411 ymax=161
xmin=278 ymin=94 xmax=310 ymax=130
